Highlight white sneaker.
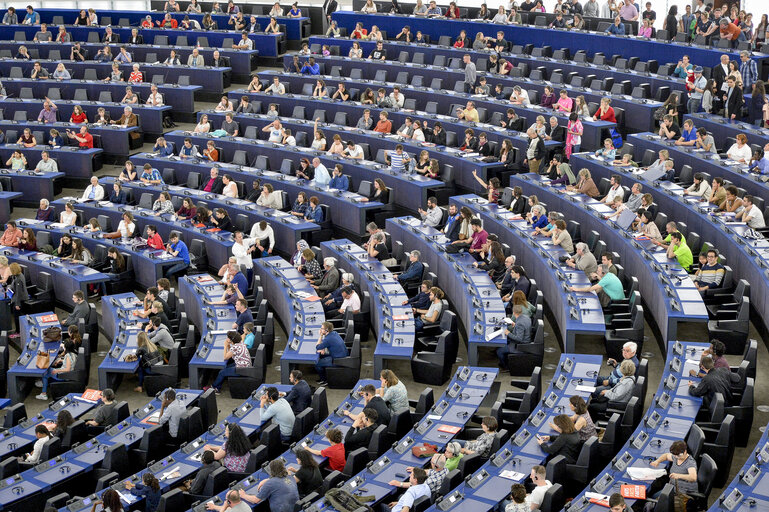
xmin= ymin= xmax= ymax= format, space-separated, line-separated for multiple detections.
xmin=35 ymin=393 xmax=48 ymax=400
xmin=35 ymin=380 xmax=42 ymax=388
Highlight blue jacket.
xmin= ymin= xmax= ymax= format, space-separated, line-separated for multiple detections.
xmin=329 ymin=285 xmax=345 ymax=304
xmin=108 ymin=190 xmax=127 ymax=204
xmin=231 ymin=272 xmax=249 ymax=295
xmin=443 ymin=214 xmax=462 ymax=242
xmin=305 ymin=205 xmax=323 ymax=223
xmin=154 ymin=144 xmax=174 ymax=156
xmin=531 ymin=215 xmax=548 ymax=229
xmin=329 ymin=175 xmax=349 ymax=191
xmin=408 ymin=291 xmax=431 ymax=310
xmin=398 ymin=261 xmax=424 ymax=284
xmin=235 ymin=309 xmax=253 ymax=333
xmin=606 ymin=23 xmax=625 ymax=35
xmin=608 ymin=355 xmax=640 ymax=386
xmin=301 ymin=63 xmax=320 ymax=75
xmin=285 ymin=379 xmax=312 ymax=414
xmin=317 ymin=331 xmax=348 ymax=359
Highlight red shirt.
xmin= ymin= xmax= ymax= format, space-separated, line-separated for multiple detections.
xmin=720 ymin=22 xmax=741 ymax=40
xmin=321 ymin=443 xmax=346 ymax=472
xmin=70 ymin=112 xmax=87 ymax=124
xmin=147 ymin=233 xmax=164 ymax=250
xmin=141 ymin=20 xmax=153 ymax=28
xmin=160 ymin=18 xmax=178 ymax=28
xmin=595 ymin=106 xmax=616 ymax=123
xmin=129 ymin=71 xmax=143 ymax=83
xmin=78 ymin=132 xmax=94 ymax=149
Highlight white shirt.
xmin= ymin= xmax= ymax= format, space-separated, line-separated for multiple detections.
xmin=603 ymin=185 xmax=624 ymax=204
xmin=421 ymin=206 xmax=442 ymax=227
xmin=411 ymin=128 xmax=425 ymax=142
xmin=311 ymin=164 xmax=331 ymax=187
xmin=208 ymin=178 xmax=231 ymax=197
xmin=232 ymin=239 xmax=254 ymax=268
xmin=345 ymin=145 xmax=363 ymax=158
xmin=389 ymin=92 xmax=405 ymax=108
xmin=268 ymin=128 xmax=282 ymax=143
xmin=60 ymin=211 xmax=77 ymax=225
xmin=527 ymin=481 xmax=553 ymax=509
xmin=118 ymin=220 xmax=135 ymax=238
xmin=81 ymin=184 xmax=105 ymax=201
xmin=249 ymin=223 xmax=275 ymax=248
xmin=686 ymin=181 xmax=712 ymax=199
xmin=257 ymin=192 xmax=282 ymax=209
xmin=514 ymin=90 xmax=530 ymax=106
xmin=284 ymin=136 xmax=296 ymax=146
xmin=341 ymin=291 xmax=361 ymax=312
xmin=727 ymin=143 xmax=752 ymax=163
xmin=26 ymin=437 xmax=47 ymax=464
xmin=744 ymin=204 xmax=766 ymax=228
xmin=147 ymin=92 xmax=164 ymax=106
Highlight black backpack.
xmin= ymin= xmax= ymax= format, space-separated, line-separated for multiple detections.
xmin=324 ymin=488 xmax=374 ymax=512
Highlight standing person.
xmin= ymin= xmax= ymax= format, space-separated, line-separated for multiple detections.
xmin=463 ymin=54 xmax=476 ymax=93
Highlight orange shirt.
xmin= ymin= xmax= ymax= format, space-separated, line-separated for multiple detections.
xmin=374 ymin=120 xmax=392 ymax=133
xmin=720 ymin=22 xmax=741 ymax=39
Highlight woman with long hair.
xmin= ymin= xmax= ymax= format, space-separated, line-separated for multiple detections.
xmin=91 ymin=489 xmax=123 ymax=512
xmin=134 ymin=331 xmax=161 ymax=393
xmin=126 ymin=472 xmax=161 ymax=512
xmin=289 ymin=448 xmax=323 ymax=496
xmin=537 ymin=414 xmax=581 ymax=463
xmin=566 ymin=395 xmax=597 ymax=441
xmin=53 ymin=410 xmax=75 ymax=439
xmin=378 ymin=369 xmax=408 ymax=413
xmin=751 ymin=80 xmax=768 ymax=126
xmin=203 ymin=424 xmax=251 ymax=472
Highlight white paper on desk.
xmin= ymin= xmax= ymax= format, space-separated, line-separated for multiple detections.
xmin=575 ymin=385 xmax=597 ymax=393
xmin=486 ymin=328 xmax=505 ymax=341
xmin=427 ymin=414 xmax=442 ymax=421
xmin=117 ymin=490 xmax=137 ymax=503
xmin=626 ymin=467 xmax=667 ymax=481
xmin=48 ymin=223 xmax=66 ymax=229
xmin=585 ymin=492 xmax=612 ymax=502
xmin=161 ymin=466 xmax=181 ymax=480
xmin=500 ymin=470 xmax=526 ymax=480
xmin=686 ymin=359 xmax=701 ymax=366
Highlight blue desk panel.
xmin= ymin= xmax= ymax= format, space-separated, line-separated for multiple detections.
xmin=0 ymin=168 xmax=63 ymax=205
xmin=511 ymin=173 xmax=709 ymax=342
xmin=0 ymin=144 xmax=100 ymax=179
xmin=330 ymin=12 xmax=769 ymax=71
xmin=0 ymin=119 xmax=137 ymax=157
xmin=320 ymin=240 xmax=416 ymax=373
xmin=449 ymin=195 xmax=605 ymax=352
xmin=254 ymin=257 xmax=326 ymax=385
xmin=384 ymin=217 xmax=507 ymax=364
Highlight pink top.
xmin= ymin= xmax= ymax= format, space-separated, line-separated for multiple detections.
xmin=639 ymin=26 xmax=652 ymax=37
xmin=555 ymin=97 xmax=573 ymax=112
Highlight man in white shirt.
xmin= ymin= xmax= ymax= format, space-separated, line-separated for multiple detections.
xmin=510 ymin=86 xmax=530 ymax=106
xmin=233 ymin=31 xmax=254 ymax=50
xmin=396 ymin=118 xmax=415 ymax=138
xmin=602 ymin=175 xmax=624 ymax=206
xmin=418 ymin=197 xmax=442 ymax=227
xmin=387 ymin=468 xmax=431 ymax=512
xmin=231 ymin=230 xmax=255 ymax=269
xmin=337 ymin=287 xmax=361 ymax=316
xmin=527 ymin=465 xmax=553 ymax=510
xmin=263 ymin=119 xmax=283 ymax=143
xmin=389 ymin=86 xmax=405 ymax=109
xmin=81 ymin=176 xmax=105 ymax=201
xmin=35 ymin=151 xmax=58 ymax=172
xmin=344 ymin=140 xmax=364 ymax=159
xmin=741 ymin=195 xmax=766 ymax=229
xmin=146 ymin=84 xmax=164 ymax=106
xmin=249 ymin=221 xmax=275 ymax=256
xmin=311 ymin=158 xmax=330 ymax=187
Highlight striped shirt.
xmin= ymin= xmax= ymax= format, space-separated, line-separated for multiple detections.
xmin=694 ymin=263 xmax=725 ymax=289
xmin=389 ymin=150 xmax=406 ymax=172
xmin=425 ymin=467 xmax=448 ymax=494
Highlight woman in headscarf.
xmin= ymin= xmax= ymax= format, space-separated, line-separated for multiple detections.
xmin=292 ymin=240 xmax=310 ymax=268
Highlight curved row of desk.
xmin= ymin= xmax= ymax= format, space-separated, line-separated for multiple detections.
xmin=561 ymin=340 xmax=707 ymax=512
xmin=684 ymin=113 xmax=769 ymax=153
xmin=34 ymin=7 xmax=308 ymax=44
xmin=302 ymin=366 xmax=499 ymax=512
xmin=206 ymin=102 xmax=560 ymax=195
xmin=307 ymin=35 xmax=688 ymax=99
xmin=0 ymin=41 xmax=256 ymax=79
xmin=711 ymin=421 xmax=769 ymax=511
xmin=7 ymin=313 xmax=68 ymax=403
xmin=0 ymin=394 xmax=97 ymax=462
xmin=18 ymin=219 xmax=184 ymax=289
xmin=0 ymin=246 xmax=108 ymax=307
xmin=189 ymin=378 xmax=376 ymax=511
xmin=97 ymin=292 xmax=151 ymax=390
xmin=0 ymin=62 xmax=216 ymax=99
xmin=59 ymin=385 xmax=285 ymax=512
xmin=421 ymin=354 xmax=602 ymax=512
xmin=567 ymin=153 xmax=769 ymax=343
xmin=0 ymin=144 xmax=100 ymax=180
xmin=192 ymin=110 xmax=499 ymax=191
xmin=161 ymin=129 xmax=442 ymax=213
xmin=102 ymin=178 xmax=320 ymax=259
xmin=510 ymin=173 xmax=709 ymax=344
xmin=330 ymin=12 xmax=769 ymax=71
xmin=384 ymin=216 xmax=507 ymax=366
xmin=448 ymin=194 xmax=605 ymax=353
xmin=254 ymin=257 xmax=327 ymax=385
xmin=49 ymin=197 xmax=235 ymax=271
xmin=281 ymin=53 xmax=662 ymax=134
xmin=0 ymin=98 xmax=170 ymax=136
xmin=130 ymin=153 xmax=383 ymax=238
xmin=254 ymin=70 xmax=614 ymax=151
xmin=178 ymin=275 xmax=240 ymax=389
xmin=0 ymin=120 xmax=137 ymax=158
xmin=1 ymin=388 xmax=203 ymax=510
xmin=625 ymin=133 xmax=769 ymax=208
xmin=0 ymin=191 xmax=21 ymax=225
xmin=320 ymin=239 xmax=416 ymax=374
xmin=0 ymin=25 xmax=283 ymax=58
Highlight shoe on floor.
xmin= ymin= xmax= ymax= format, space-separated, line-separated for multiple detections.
xmin=35 ymin=380 xmax=42 ymax=387
xmin=318 ymin=380 xmax=328 ymax=386
xmin=35 ymin=393 xmax=48 ymax=400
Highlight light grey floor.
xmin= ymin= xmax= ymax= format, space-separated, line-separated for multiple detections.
xmin=6 ymin=73 xmax=768 ymax=507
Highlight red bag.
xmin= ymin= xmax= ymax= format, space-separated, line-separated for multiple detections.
xmin=411 ymin=443 xmax=438 ymax=458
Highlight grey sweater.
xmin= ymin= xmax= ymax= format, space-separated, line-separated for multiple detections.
xmin=604 ymin=376 xmax=635 ymax=402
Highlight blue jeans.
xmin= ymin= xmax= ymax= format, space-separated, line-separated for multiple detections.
xmin=496 ymin=343 xmax=522 ymax=366
xmin=687 ymin=97 xmax=701 ymax=114
xmin=42 ymin=366 xmax=61 ymax=393
xmin=315 ymin=356 xmax=334 ymax=381
xmin=212 ymin=365 xmax=239 ymax=390
xmin=138 ymin=366 xmax=152 ymax=385
xmin=166 ymin=262 xmax=189 ymax=279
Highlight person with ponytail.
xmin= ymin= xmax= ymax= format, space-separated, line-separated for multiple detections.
xmin=126 ymin=472 xmax=161 ymax=511
xmin=23 ymin=424 xmax=52 ymax=464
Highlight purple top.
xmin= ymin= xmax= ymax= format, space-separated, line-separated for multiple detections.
xmin=38 ymin=107 xmax=57 ymax=123
xmin=36 ymin=208 xmax=55 ymax=221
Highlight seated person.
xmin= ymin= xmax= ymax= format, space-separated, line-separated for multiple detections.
xmin=414 ymin=286 xmax=443 ymax=331
xmin=458 ymin=416 xmax=498 ymax=458
xmin=588 ymin=360 xmax=636 ymax=416
xmin=536 ymin=414 xmax=582 ymax=464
